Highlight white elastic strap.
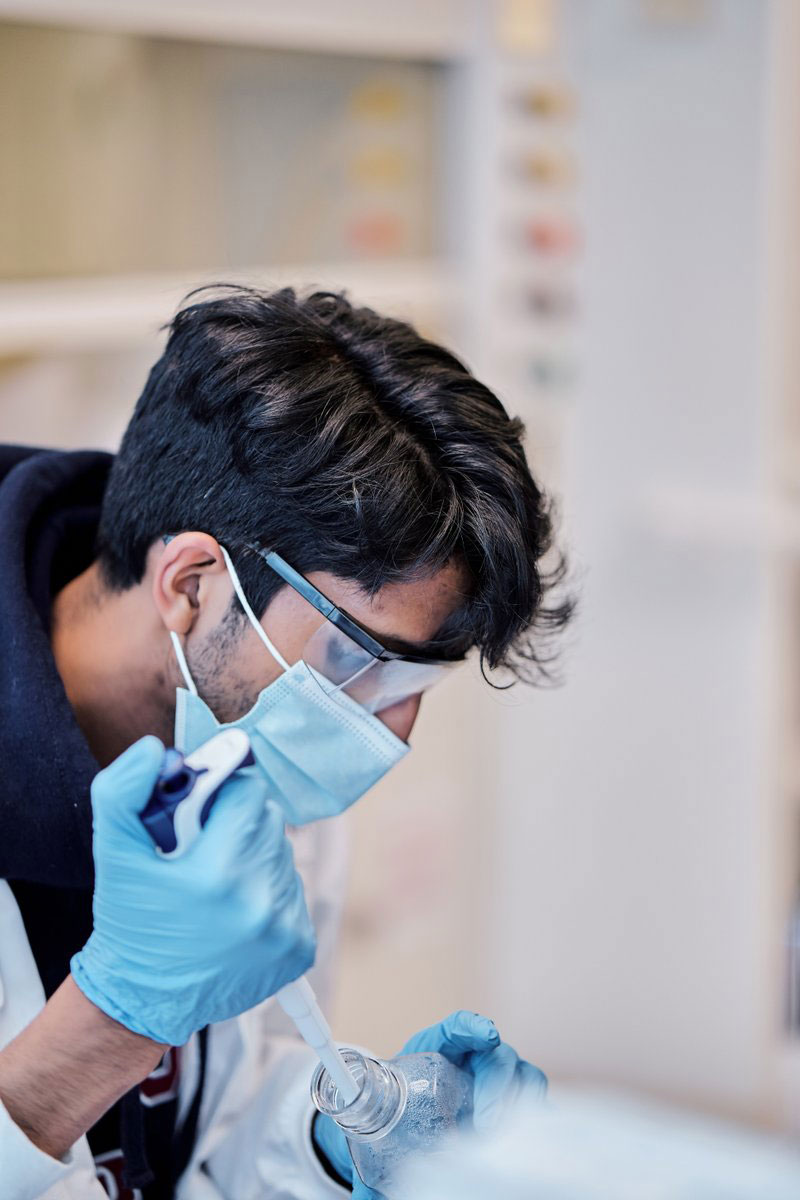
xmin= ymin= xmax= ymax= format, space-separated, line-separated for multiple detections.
xmin=170 ymin=630 xmax=198 ymax=695
xmin=219 ymin=544 xmax=290 ymax=672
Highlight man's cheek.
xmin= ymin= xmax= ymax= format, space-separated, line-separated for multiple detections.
xmin=375 ymin=694 xmax=422 ymax=743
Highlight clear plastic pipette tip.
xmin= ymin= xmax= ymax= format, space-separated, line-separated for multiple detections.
xmin=277 ymin=978 xmax=360 ymax=1105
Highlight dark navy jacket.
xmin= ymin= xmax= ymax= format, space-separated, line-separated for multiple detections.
xmin=0 ymin=445 xmax=188 ymax=1197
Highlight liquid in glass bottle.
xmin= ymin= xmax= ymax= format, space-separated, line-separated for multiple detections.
xmin=312 ymin=1047 xmax=473 ymax=1195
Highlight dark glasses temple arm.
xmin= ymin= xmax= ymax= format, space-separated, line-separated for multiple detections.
xmin=261 ymin=551 xmax=336 ymax=619
xmin=256 ymin=549 xmax=387 ymax=658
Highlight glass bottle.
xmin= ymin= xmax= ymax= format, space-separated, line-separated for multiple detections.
xmin=311 ymin=1047 xmax=473 ymax=1194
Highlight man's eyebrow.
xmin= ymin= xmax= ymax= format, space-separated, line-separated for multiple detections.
xmin=339 ymin=609 xmax=431 ymax=656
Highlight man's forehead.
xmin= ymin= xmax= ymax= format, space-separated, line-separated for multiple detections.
xmin=305 ymin=559 xmax=471 ymax=653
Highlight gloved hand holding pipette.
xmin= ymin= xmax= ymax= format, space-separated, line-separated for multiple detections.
xmin=70 ymin=734 xmax=316 ymax=1047
xmin=72 ymin=727 xmax=361 ymax=1109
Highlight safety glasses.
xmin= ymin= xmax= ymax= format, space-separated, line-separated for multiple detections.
xmin=251 ymin=547 xmax=464 ymax=713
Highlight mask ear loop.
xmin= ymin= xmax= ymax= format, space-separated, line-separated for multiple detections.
xmin=170 ymin=630 xmax=198 ymax=696
xmin=219 ymin=544 xmax=290 ymax=672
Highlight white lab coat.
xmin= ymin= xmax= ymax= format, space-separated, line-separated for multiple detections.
xmin=0 ymin=820 xmax=351 ymax=1200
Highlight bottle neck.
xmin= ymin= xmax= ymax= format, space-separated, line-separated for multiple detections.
xmin=311 ymin=1049 xmax=407 ymax=1142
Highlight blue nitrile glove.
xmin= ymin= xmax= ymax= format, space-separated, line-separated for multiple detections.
xmin=71 ymin=735 xmax=315 ymax=1046
xmin=312 ymin=1010 xmax=547 ymax=1198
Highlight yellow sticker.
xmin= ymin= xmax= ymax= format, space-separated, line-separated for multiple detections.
xmin=498 ymin=0 xmax=557 ymax=55
xmin=515 ymin=84 xmax=576 ymax=118
xmin=519 ymin=150 xmax=576 ymax=185
xmin=349 ymin=83 xmax=409 ymax=119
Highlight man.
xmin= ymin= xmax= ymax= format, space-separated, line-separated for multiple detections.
xmin=0 ymin=286 xmax=571 ymax=1199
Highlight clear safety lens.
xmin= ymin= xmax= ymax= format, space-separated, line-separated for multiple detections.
xmin=346 ymin=657 xmax=455 ymax=713
xmin=301 ymin=621 xmax=457 ymax=714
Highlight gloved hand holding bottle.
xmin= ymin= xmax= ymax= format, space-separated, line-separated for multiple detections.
xmin=312 ymin=1009 xmax=548 ymax=1199
xmin=71 ymin=734 xmax=315 ymax=1046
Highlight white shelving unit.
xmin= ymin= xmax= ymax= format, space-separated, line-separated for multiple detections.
xmin=0 ymin=260 xmax=456 ymax=354
xmin=0 ymin=0 xmax=474 ymax=60
xmin=0 ymin=1 xmax=577 ymax=398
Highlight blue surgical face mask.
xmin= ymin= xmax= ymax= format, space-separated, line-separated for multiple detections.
xmin=171 ymin=547 xmax=409 ymax=826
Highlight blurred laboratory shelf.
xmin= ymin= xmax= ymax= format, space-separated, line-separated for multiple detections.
xmin=0 ymin=260 xmax=458 ymax=355
xmin=0 ymin=0 xmax=475 ymax=59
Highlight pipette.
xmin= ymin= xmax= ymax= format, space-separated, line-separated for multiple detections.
xmin=139 ymin=728 xmax=360 ymax=1104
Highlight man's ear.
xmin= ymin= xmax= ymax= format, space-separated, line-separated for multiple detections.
xmin=150 ymin=532 xmax=230 ymax=635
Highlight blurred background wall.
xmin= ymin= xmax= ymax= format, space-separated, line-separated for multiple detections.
xmin=1 ymin=0 xmax=799 ymax=1133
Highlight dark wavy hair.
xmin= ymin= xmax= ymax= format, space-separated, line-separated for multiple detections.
xmin=97 ymin=285 xmax=572 ymax=681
